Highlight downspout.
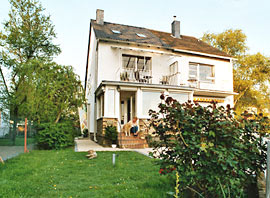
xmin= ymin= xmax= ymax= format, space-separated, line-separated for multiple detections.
xmin=93 ymin=40 xmax=99 ymax=142
xmin=84 ymin=21 xmax=92 ymax=92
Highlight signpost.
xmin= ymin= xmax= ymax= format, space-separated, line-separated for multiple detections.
xmin=24 ymin=118 xmax=28 ymax=153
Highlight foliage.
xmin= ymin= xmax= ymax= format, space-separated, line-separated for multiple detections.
xmin=105 ymin=125 xmax=118 ymax=144
xmin=233 ymin=53 xmax=270 ymax=114
xmin=0 ymin=137 xmax=35 ymax=146
xmin=0 ymin=0 xmax=84 ymax=149
xmin=202 ymin=29 xmax=248 ymax=57
xmin=0 ymin=150 xmax=173 ymax=198
xmin=36 ymin=122 xmax=76 ymax=150
xmin=149 ymin=95 xmax=269 ymax=197
xmin=83 ymin=128 xmax=88 ymax=138
xmin=202 ymin=29 xmax=270 ymax=114
xmin=16 ymin=59 xmax=84 ymax=124
xmin=0 ymin=0 xmax=61 ymax=144
xmin=0 ymin=0 xmax=61 ymax=62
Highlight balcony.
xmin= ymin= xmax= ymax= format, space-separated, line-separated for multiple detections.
xmin=120 ymin=69 xmax=152 ymax=84
xmin=160 ymin=73 xmax=181 ymax=86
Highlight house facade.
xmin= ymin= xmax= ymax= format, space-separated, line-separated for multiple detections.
xmin=85 ymin=9 xmax=235 ymax=143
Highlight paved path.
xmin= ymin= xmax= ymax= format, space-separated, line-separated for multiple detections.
xmin=75 ymin=138 xmax=154 ymax=157
xmin=0 ymin=144 xmax=34 ymax=161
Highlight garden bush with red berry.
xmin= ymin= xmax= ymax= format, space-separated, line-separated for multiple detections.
xmin=149 ymin=94 xmax=269 ymax=197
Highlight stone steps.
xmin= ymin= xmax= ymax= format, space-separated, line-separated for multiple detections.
xmin=118 ymin=132 xmax=148 ymax=149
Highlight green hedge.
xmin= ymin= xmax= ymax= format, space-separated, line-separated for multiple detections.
xmin=36 ymin=122 xmax=78 ymax=150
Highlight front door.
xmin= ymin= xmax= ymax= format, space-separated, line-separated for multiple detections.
xmin=120 ymin=91 xmax=135 ymax=125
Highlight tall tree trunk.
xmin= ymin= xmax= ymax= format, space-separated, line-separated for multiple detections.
xmin=11 ymin=107 xmax=18 ymax=146
xmin=0 ymin=66 xmax=10 ymax=96
xmin=234 ymin=85 xmax=252 ymax=106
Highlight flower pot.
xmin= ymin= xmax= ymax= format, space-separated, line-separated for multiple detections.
xmin=112 ymin=144 xmax=117 ymax=148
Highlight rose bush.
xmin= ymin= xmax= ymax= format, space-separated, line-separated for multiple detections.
xmin=149 ymin=95 xmax=269 ymax=197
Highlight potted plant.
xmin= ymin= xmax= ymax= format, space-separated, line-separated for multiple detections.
xmin=105 ymin=125 xmax=118 ymax=148
xmin=83 ymin=128 xmax=89 ymax=138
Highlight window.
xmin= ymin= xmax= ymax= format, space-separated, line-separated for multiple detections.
xmin=189 ymin=63 xmax=214 ymax=83
xmin=107 ymin=89 xmax=115 ymax=116
xmin=142 ymin=91 xmax=161 ymax=116
xmin=136 ymin=33 xmax=147 ymax=38
xmin=169 ymin=92 xmax=189 ymax=103
xmin=111 ymin=29 xmax=121 ymax=34
xmin=170 ymin=61 xmax=178 ymax=75
xmin=122 ymin=55 xmax=151 ymax=71
xmin=97 ymin=94 xmax=104 ymax=118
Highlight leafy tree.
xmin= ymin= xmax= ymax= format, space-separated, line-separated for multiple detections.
xmin=202 ymin=29 xmax=270 ymax=114
xmin=202 ymin=29 xmax=248 ymax=57
xmin=0 ymin=0 xmax=60 ymax=113
xmin=234 ymin=53 xmax=270 ymax=113
xmin=149 ymin=95 xmax=269 ymax=197
xmin=0 ymin=0 xmax=83 ymax=144
xmin=17 ymin=60 xmax=84 ymax=124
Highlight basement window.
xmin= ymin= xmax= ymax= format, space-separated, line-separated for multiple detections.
xmin=136 ymin=33 xmax=147 ymax=38
xmin=111 ymin=29 xmax=121 ymax=34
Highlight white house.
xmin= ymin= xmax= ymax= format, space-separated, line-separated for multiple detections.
xmin=85 ymin=9 xmax=235 ymax=144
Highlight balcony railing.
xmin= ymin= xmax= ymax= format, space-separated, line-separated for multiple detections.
xmin=160 ymin=73 xmax=180 ymax=86
xmin=120 ymin=69 xmax=152 ymax=84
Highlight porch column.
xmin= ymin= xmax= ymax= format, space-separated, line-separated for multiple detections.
xmin=115 ymin=89 xmax=120 ymax=132
xmin=130 ymin=96 xmax=133 ymax=120
xmin=104 ymin=87 xmax=109 ymax=117
xmin=136 ymin=88 xmax=142 ymax=118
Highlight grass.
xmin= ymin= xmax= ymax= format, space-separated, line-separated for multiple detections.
xmin=0 ymin=149 xmax=174 ymax=198
xmin=0 ymin=137 xmax=35 ymax=146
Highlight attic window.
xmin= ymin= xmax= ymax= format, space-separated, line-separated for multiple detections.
xmin=136 ymin=33 xmax=146 ymax=38
xmin=111 ymin=29 xmax=121 ymax=34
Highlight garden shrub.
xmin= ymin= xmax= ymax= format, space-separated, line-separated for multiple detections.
xmin=105 ymin=125 xmax=118 ymax=144
xmin=83 ymin=128 xmax=89 ymax=138
xmin=149 ymin=95 xmax=269 ymax=197
xmin=36 ymin=121 xmax=76 ymax=150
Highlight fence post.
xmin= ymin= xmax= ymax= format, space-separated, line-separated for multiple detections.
xmin=24 ymin=118 xmax=28 ymax=153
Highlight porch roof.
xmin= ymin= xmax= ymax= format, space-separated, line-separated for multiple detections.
xmin=95 ymin=81 xmax=237 ymax=98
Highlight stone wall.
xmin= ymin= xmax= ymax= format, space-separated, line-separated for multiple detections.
xmin=139 ymin=119 xmax=156 ymax=136
xmin=96 ymin=117 xmax=118 ymax=146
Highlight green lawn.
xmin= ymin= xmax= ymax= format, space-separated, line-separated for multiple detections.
xmin=0 ymin=137 xmax=35 ymax=146
xmin=0 ymin=149 xmax=174 ymax=198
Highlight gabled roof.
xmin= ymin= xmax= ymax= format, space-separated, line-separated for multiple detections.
xmin=91 ymin=20 xmax=231 ymax=58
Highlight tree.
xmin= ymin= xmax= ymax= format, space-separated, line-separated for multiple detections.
xmin=202 ymin=29 xmax=248 ymax=57
xmin=234 ymin=53 xmax=270 ymax=113
xmin=202 ymin=29 xmax=270 ymax=114
xmin=17 ymin=60 xmax=84 ymax=124
xmin=0 ymin=0 xmax=61 ymax=144
xmin=0 ymin=0 xmax=83 ymax=144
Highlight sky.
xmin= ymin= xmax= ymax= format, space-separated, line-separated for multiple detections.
xmin=0 ymin=0 xmax=270 ymax=83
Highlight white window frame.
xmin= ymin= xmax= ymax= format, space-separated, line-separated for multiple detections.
xmin=189 ymin=62 xmax=215 ymax=83
xmin=170 ymin=61 xmax=179 ymax=76
xmin=97 ymin=94 xmax=104 ymax=119
xmin=122 ymin=54 xmax=152 ymax=72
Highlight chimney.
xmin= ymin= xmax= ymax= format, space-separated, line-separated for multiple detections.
xmin=96 ymin=9 xmax=104 ymax=25
xmin=171 ymin=16 xmax=180 ymax=38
